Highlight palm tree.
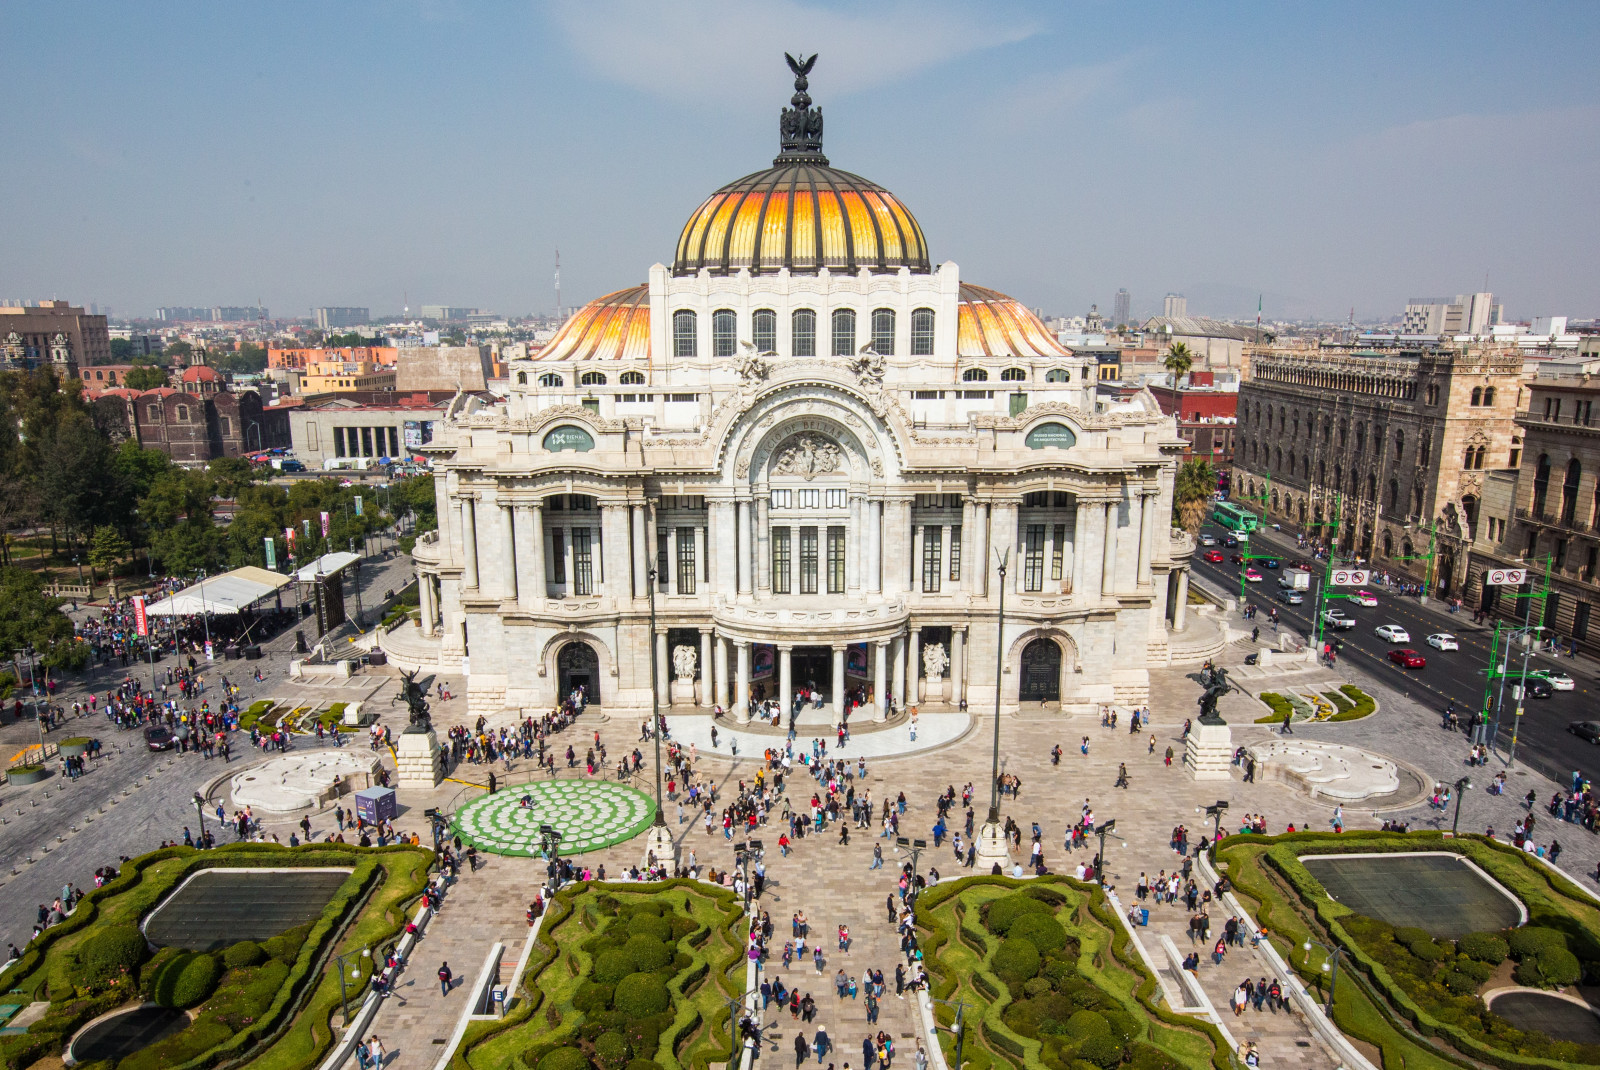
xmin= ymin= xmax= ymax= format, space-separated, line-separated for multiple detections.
xmin=1173 ymin=459 xmax=1217 ymax=534
xmin=1163 ymin=341 xmax=1193 ymax=380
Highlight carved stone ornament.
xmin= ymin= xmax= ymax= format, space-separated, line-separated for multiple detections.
xmin=849 ymin=346 xmax=886 ymax=387
xmin=735 ymin=342 xmax=771 ymax=384
xmin=672 ymin=645 xmax=697 ymax=681
xmin=870 ymin=457 xmax=884 ymax=477
xmin=736 ymin=459 xmax=751 ymax=479
xmin=772 ymin=434 xmax=842 ymax=480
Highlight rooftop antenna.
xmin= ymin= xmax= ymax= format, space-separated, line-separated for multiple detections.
xmin=554 ymin=248 xmax=562 ymax=321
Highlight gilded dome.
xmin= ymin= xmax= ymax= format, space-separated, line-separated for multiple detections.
xmin=672 ymin=54 xmax=930 ymax=277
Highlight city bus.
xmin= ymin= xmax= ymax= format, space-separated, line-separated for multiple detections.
xmin=1211 ymin=501 xmax=1260 ymax=534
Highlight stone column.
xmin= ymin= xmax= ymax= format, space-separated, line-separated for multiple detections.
xmin=867 ymin=499 xmax=883 ymax=594
xmin=655 ymin=630 xmax=670 ymax=708
xmin=1174 ymin=569 xmax=1190 ymax=632
xmin=631 ymin=504 xmax=648 ymax=599
xmin=497 ymin=502 xmax=517 ymax=602
xmin=419 ymin=572 xmax=436 ymax=636
xmin=908 ymin=626 xmax=922 ymax=704
xmin=1101 ymin=501 xmax=1118 ymax=598
xmin=911 ymin=522 xmax=923 ymax=594
xmin=737 ymin=500 xmax=753 ymax=595
xmin=1072 ymin=497 xmax=1089 ymax=601
xmin=1137 ymin=491 xmax=1156 ymax=587
xmin=951 ymin=626 xmax=965 ymax=707
xmin=713 ymin=501 xmax=737 ymax=595
xmin=699 ymin=629 xmax=714 ymax=707
xmin=990 ymin=501 xmax=1018 ymax=591
xmin=563 ymin=528 xmax=576 ymax=596
xmin=528 ymin=503 xmax=547 ymax=604
xmin=459 ymin=498 xmax=479 ymax=589
xmin=665 ymin=522 xmax=679 ymax=596
xmin=960 ymin=499 xmax=977 ymax=593
xmin=600 ymin=505 xmax=626 ymax=600
xmin=1081 ymin=499 xmax=1104 ymax=600
xmin=873 ymin=640 xmax=889 ymax=722
xmin=891 ymin=633 xmax=906 ymax=714
xmin=847 ymin=496 xmax=863 ymax=591
xmin=694 ymin=519 xmax=708 ymax=596
xmin=735 ymin=641 xmax=751 ymax=724
xmin=831 ymin=644 xmax=846 ymax=723
xmin=755 ymin=497 xmax=771 ymax=596
xmin=885 ymin=500 xmax=910 ymax=596
xmin=714 ymin=634 xmax=730 ymax=710
xmin=778 ymin=645 xmax=793 ymax=718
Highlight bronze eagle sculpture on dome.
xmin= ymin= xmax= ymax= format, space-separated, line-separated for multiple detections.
xmin=778 ymin=53 xmax=825 ymax=161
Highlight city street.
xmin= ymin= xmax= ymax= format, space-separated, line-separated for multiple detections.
xmin=1190 ymin=520 xmax=1600 ymax=787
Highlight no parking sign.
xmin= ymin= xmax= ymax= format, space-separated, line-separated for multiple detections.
xmin=1329 ymin=569 xmax=1370 ymax=586
xmin=1484 ymin=569 xmax=1527 ymax=586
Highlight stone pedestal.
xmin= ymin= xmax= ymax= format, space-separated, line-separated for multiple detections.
xmin=395 ymin=729 xmax=444 ymax=788
xmin=1184 ymin=721 xmax=1234 ymax=781
xmin=974 ymin=820 xmax=1012 ymax=872
xmin=643 ymin=823 xmax=678 ymax=870
xmin=670 ymin=678 xmax=696 ymax=707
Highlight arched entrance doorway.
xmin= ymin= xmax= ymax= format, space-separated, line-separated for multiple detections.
xmin=557 ymin=641 xmax=601 ymax=704
xmin=1019 ymin=638 xmax=1061 ymax=702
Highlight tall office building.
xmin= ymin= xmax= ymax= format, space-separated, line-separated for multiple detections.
xmin=0 ymin=300 xmax=111 ymax=367
xmin=314 ymin=307 xmax=371 ymax=330
xmin=1163 ymin=293 xmax=1187 ymax=319
xmin=1112 ymin=289 xmax=1130 ymax=328
xmin=1401 ymin=293 xmax=1497 ymax=336
xmin=420 ymin=305 xmax=478 ymax=322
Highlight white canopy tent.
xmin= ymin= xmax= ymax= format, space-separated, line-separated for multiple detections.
xmin=144 ymin=566 xmax=292 ymax=617
xmin=293 ymin=551 xmax=360 ymax=582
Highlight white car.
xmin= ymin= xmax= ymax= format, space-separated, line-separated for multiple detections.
xmin=1351 ymin=590 xmax=1379 ymax=607
xmin=1541 ymin=671 xmax=1576 ymax=692
xmin=1321 ymin=609 xmax=1356 ymax=629
xmin=1426 ymin=633 xmax=1459 ymax=651
xmin=1375 ymin=624 xmax=1410 ymax=643
xmin=1198 ymin=534 xmax=1218 ymax=547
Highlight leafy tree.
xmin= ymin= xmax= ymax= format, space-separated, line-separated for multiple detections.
xmin=226 ymin=483 xmax=290 ymax=568
xmin=1173 ymin=459 xmax=1217 ymax=534
xmin=110 ymin=338 xmax=136 ymax=361
xmin=164 ymin=340 xmax=194 ymax=361
xmin=0 ymin=567 xmax=75 ymax=662
xmin=324 ymin=332 xmax=378 ymax=348
xmin=206 ymin=457 xmax=258 ymax=498
xmin=122 ymin=365 xmax=168 ymax=390
xmin=392 ymin=474 xmax=437 ymax=532
xmin=209 ymin=344 xmax=267 ymax=375
xmin=141 ymin=469 xmax=224 ymax=575
xmin=87 ymin=526 xmax=132 ymax=583
xmin=34 ymin=411 xmax=116 ymax=546
xmin=1163 ymin=342 xmax=1193 ymax=379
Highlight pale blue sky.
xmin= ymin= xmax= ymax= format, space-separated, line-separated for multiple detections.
xmin=4 ymin=1 xmax=1597 ymax=323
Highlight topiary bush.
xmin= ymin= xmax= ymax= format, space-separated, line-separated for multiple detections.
xmin=1065 ymin=1009 xmax=1110 ymax=1040
xmin=223 ymin=940 xmax=265 ymax=969
xmin=992 ymin=937 xmax=1041 ymax=985
xmin=985 ymin=894 xmax=1053 ymax=936
xmin=573 ymin=981 xmax=614 ymax=1013
xmin=613 ymin=972 xmax=670 ymax=1018
xmin=1506 ymin=927 xmax=1566 ymax=960
xmin=72 ymin=924 xmax=148 ymax=988
xmin=1022 ymin=977 xmax=1053 ymax=998
xmin=594 ymin=1031 xmax=631 ymax=1070
xmin=626 ymin=913 xmax=672 ymax=943
xmin=538 ymin=1048 xmax=592 ymax=1070
xmin=261 ymin=922 xmax=312 ymax=964
xmin=167 ymin=953 xmax=221 ymax=1009
xmin=1456 ymin=932 xmax=1508 ymax=964
xmin=1536 ymin=947 xmax=1582 ymax=986
xmin=1513 ymin=958 xmax=1545 ymax=987
xmin=1008 ymin=912 xmax=1068 ymax=954
xmin=1077 ymin=1032 xmax=1124 ymax=1069
xmin=594 ymin=949 xmax=635 ymax=986
xmin=623 ymin=934 xmax=671 ymax=973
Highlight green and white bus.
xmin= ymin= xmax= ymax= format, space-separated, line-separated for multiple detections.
xmin=1211 ymin=501 xmax=1259 ymax=534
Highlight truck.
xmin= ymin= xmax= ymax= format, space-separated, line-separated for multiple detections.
xmin=1279 ymin=568 xmax=1312 ymax=591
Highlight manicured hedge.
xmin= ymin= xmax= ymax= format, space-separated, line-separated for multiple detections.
xmin=1331 ymin=684 xmax=1375 ymax=720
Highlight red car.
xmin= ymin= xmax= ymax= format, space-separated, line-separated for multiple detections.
xmin=1204 ymin=549 xmax=1225 ymax=563
xmin=1387 ymin=648 xmax=1426 ymax=670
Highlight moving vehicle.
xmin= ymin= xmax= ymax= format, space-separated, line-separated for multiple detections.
xmin=1568 ymin=721 xmax=1600 ymax=744
xmin=1224 ymin=535 xmax=1239 ymax=547
xmin=1204 ymin=549 xmax=1225 ymax=563
xmin=1352 ymin=590 xmax=1379 ymax=607
xmin=1243 ymin=568 xmax=1263 ymax=583
xmin=1523 ymin=677 xmax=1554 ymax=700
xmin=1426 ymin=633 xmax=1459 ymax=651
xmin=144 ymin=725 xmax=175 ymax=751
xmin=1230 ymin=552 xmax=1246 ymax=564
xmin=270 ymin=457 xmax=307 ymax=473
xmin=1211 ymin=502 xmax=1259 ymax=535
xmin=1387 ymin=648 xmax=1427 ymax=669
xmin=1279 ymin=568 xmax=1312 ymax=591
xmin=1321 ymin=609 xmax=1356 ymax=629
xmin=1375 ymin=624 xmax=1410 ymax=643
xmin=1530 ymin=670 xmax=1575 ymax=692
xmin=1198 ymin=534 xmax=1218 ymax=547
xmin=1258 ymin=556 xmax=1280 ymax=569
xmin=1276 ymin=588 xmax=1304 ymax=605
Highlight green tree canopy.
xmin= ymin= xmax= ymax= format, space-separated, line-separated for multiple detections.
xmin=209 ymin=344 xmax=268 ymax=375
xmin=110 ymin=338 xmax=136 ymax=361
xmin=141 ymin=469 xmax=225 ymax=575
xmin=87 ymin=526 xmax=132 ymax=582
xmin=0 ymin=567 xmax=75 ymax=661
xmin=324 ymin=332 xmax=378 ymax=348
xmin=1173 ymin=459 xmax=1217 ymax=534
xmin=121 ymin=365 xmax=168 ymax=390
xmin=206 ymin=457 xmax=258 ymax=499
xmin=1163 ymin=341 xmax=1193 ymax=378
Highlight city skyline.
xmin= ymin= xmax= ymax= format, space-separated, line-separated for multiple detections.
xmin=4 ymin=0 xmax=1597 ymax=323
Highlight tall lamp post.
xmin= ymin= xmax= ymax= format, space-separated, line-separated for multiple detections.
xmin=895 ymin=836 xmax=928 ymax=908
xmin=643 ymin=563 xmax=677 ymax=869
xmin=1450 ymin=775 xmax=1472 ymax=836
xmin=975 ymin=548 xmax=1013 ymax=870
xmin=1201 ymin=800 xmax=1229 ymax=860
xmin=1093 ymin=818 xmax=1117 ymax=887
xmin=193 ymin=791 xmax=209 ymax=846
xmin=1301 ymin=936 xmax=1348 ymax=1014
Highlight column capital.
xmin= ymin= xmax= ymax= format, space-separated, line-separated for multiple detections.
xmin=874 ymin=638 xmax=890 ymax=649
xmin=830 ymin=642 xmax=848 ymax=651
xmin=734 ymin=638 xmax=751 ymax=649
xmin=776 ymin=643 xmax=794 ymax=652
xmin=698 ymin=626 xmax=714 ymax=636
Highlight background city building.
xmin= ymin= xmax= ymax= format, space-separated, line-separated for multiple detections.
xmin=0 ymin=300 xmax=111 ymax=368
xmin=1112 ymin=288 xmax=1130 ymax=329
xmin=312 ymin=307 xmax=371 ymax=330
xmin=1163 ymin=293 xmax=1187 ymax=319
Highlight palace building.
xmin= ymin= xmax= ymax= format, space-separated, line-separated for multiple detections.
xmin=391 ymin=59 xmax=1196 ymax=719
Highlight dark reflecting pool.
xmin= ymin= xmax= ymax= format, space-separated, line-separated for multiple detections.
xmin=143 ymin=868 xmax=352 ymax=950
xmin=1300 ymin=853 xmax=1522 ymax=939
xmin=1491 ymin=991 xmax=1600 ymax=1044
xmin=70 ymin=1005 xmax=188 ymax=1063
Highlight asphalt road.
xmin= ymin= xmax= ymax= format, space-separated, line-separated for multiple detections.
xmin=1190 ymin=522 xmax=1600 ymax=789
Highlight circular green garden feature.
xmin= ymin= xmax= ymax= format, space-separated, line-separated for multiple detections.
xmin=7 ymin=764 xmax=49 ymax=785
xmin=450 ymin=779 xmax=657 ymax=857
xmin=59 ymin=737 xmax=93 ymax=757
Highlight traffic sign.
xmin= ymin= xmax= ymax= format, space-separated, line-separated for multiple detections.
xmin=1484 ymin=568 xmax=1527 ymax=587
xmin=1329 ymin=569 xmax=1370 ymax=586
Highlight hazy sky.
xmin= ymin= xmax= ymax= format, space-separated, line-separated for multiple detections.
xmin=5 ymin=1 xmax=1597 ymax=324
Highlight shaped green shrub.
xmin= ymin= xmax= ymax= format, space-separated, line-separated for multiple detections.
xmin=1536 ymin=946 xmax=1582 ymax=986
xmin=223 ymin=940 xmax=265 ymax=969
xmin=1065 ymin=1009 xmax=1110 ymax=1040
xmin=574 ymin=980 xmax=614 ymax=1012
xmin=156 ymin=952 xmax=221 ymax=1008
xmin=1078 ymin=1032 xmax=1124 ymax=1069
xmin=992 ymin=937 xmax=1041 ymax=984
xmin=613 ymin=972 xmax=670 ymax=1018
xmin=538 ymin=1048 xmax=592 ymax=1070
xmin=1008 ymin=912 xmax=1068 ymax=953
xmin=594 ymin=949 xmax=634 ymax=986
xmin=1455 ymin=931 xmax=1508 ymax=964
xmin=626 ymin=913 xmax=672 ymax=943
xmin=73 ymin=924 xmax=148 ymax=987
xmin=985 ymin=894 xmax=1053 ymax=936
xmin=595 ymin=1031 xmax=631 ymax=1070
xmin=1506 ymin=926 xmax=1566 ymax=959
xmin=624 ymin=934 xmax=672 ymax=973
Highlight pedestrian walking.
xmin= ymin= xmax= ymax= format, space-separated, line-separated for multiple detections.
xmin=438 ymin=962 xmax=453 ymax=996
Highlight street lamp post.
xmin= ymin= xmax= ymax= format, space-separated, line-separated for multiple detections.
xmin=1450 ymin=775 xmax=1472 ymax=836
xmin=193 ymin=791 xmax=208 ymax=846
xmin=643 ymin=562 xmax=677 ymax=870
xmin=975 ymin=548 xmax=1012 ymax=870
xmin=895 ymin=836 xmax=928 ymax=908
xmin=331 ymin=946 xmax=374 ymax=1025
xmin=1093 ymin=818 xmax=1117 ymax=887
xmin=928 ymin=997 xmax=969 ymax=1070
xmin=734 ymin=838 xmax=764 ymax=911
xmin=1302 ymin=937 xmax=1348 ymax=1014
xmin=1202 ymin=800 xmax=1229 ymax=859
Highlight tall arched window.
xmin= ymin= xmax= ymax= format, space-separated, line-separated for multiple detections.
xmin=1000 ymin=368 xmax=1027 ymax=382
xmin=962 ymin=368 xmax=989 ymax=382
xmin=712 ymin=309 xmax=736 ymax=357
xmin=791 ymin=309 xmax=816 ymax=356
xmin=1483 ymin=387 xmax=1496 ymax=405
xmin=831 ymin=308 xmax=856 ymax=356
xmin=672 ymin=310 xmax=697 ymax=358
xmin=1532 ymin=453 xmax=1552 ymax=516
xmin=1562 ymin=457 xmax=1582 ymax=524
xmin=752 ymin=309 xmax=777 ymax=353
xmin=1045 ymin=369 xmax=1069 ymax=382
xmin=870 ymin=308 xmax=895 ymax=354
xmin=1471 ymin=387 xmax=1482 ymax=406
xmin=911 ymin=308 xmax=935 ymax=355
xmin=516 ymin=371 xmax=527 ymax=385
xmin=1394 ymin=429 xmax=1405 ymax=459
xmin=580 ymin=371 xmax=607 ymax=386
xmin=619 ymin=370 xmax=645 ymax=385
xmin=538 ymin=373 xmax=564 ymax=388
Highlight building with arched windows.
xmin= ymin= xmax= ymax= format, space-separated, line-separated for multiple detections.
xmin=390 ymin=61 xmax=1196 ymax=719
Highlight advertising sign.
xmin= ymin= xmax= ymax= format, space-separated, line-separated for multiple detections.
xmin=320 ymin=511 xmax=330 ymax=537
xmin=133 ymin=596 xmax=148 ymax=637
xmin=264 ymin=537 xmax=277 ymax=570
xmin=1329 ymin=569 xmax=1371 ymax=586
xmin=353 ymin=495 xmax=363 ymax=517
xmin=1484 ymin=568 xmax=1527 ymax=586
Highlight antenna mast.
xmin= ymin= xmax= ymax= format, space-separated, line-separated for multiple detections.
xmin=554 ymin=248 xmax=562 ymax=321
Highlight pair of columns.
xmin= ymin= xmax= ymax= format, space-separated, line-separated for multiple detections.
xmin=733 ymin=497 xmax=887 ymax=597
xmin=460 ymin=494 xmax=664 ymax=605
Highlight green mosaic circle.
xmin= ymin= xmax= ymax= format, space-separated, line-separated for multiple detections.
xmin=450 ymin=779 xmax=657 ymax=857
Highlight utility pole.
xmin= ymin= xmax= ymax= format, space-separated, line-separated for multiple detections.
xmin=1307 ymin=493 xmax=1346 ymax=650
xmin=1233 ymin=475 xmax=1273 ymax=609
xmin=1393 ymin=520 xmax=1438 ymax=605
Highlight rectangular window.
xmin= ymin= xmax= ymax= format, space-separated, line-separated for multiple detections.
xmin=656 ymin=526 xmax=669 ymax=587
xmin=797 ymin=489 xmax=819 ymax=508
xmin=1574 ymin=601 xmax=1591 ymax=641
xmin=1544 ymin=592 xmax=1560 ymax=633
xmin=1051 ymin=523 xmax=1066 ymax=580
xmin=572 ymin=528 xmax=593 ymax=595
xmin=770 ymin=489 xmax=792 ymax=509
xmin=676 ymin=526 xmax=696 ymax=595
xmin=949 ymin=525 xmax=961 ymax=581
xmin=753 ymin=309 xmax=777 ymax=353
xmin=1586 ymin=546 xmax=1597 ymax=582
xmin=827 ymin=526 xmax=846 ymax=594
xmin=549 ymin=528 xmax=566 ymax=583
xmin=912 ymin=390 xmax=943 ymax=400
xmin=792 ymin=309 xmax=816 ymax=357
xmin=334 ymin=427 xmax=347 ymax=457
xmin=1023 ymin=524 xmax=1046 ymax=592
xmin=669 ymin=393 xmax=697 ymax=402
xmin=871 ymin=308 xmax=895 ymax=354
xmin=771 ymin=527 xmax=791 ymax=594
xmin=219 ymin=416 xmax=231 ymax=436
xmin=799 ymin=526 xmax=819 ymax=594
xmin=1009 ymin=392 xmax=1028 ymax=416
xmin=824 ymin=489 xmax=847 ymax=509
xmin=911 ymin=309 xmax=935 ymax=356
xmin=831 ymin=308 xmax=856 ymax=356
xmin=921 ymin=526 xmax=942 ymax=593
xmin=361 ymin=427 xmax=374 ymax=456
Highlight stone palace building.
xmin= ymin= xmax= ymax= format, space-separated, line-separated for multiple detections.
xmin=397 ymin=60 xmax=1196 ymax=719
